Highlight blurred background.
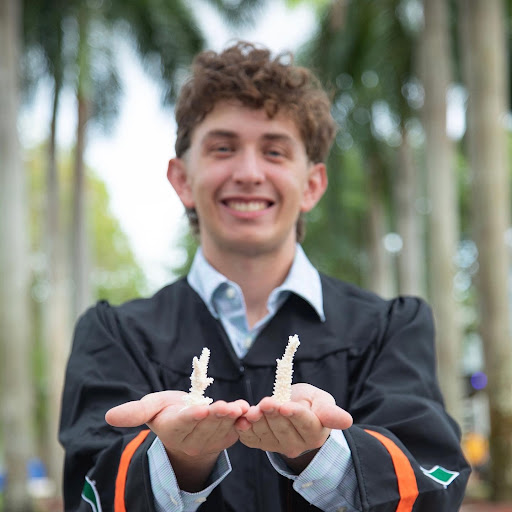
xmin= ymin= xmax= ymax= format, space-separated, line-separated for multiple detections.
xmin=1 ymin=0 xmax=512 ymax=510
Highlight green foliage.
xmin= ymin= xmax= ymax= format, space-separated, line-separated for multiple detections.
xmin=112 ymin=0 xmax=205 ymax=103
xmin=89 ymin=177 xmax=148 ymax=304
xmin=303 ymin=144 xmax=369 ymax=284
xmin=27 ymin=145 xmax=148 ymax=305
xmin=170 ymin=227 xmax=200 ymax=278
xmin=285 ymin=0 xmax=331 ymax=15
xmin=297 ymin=0 xmax=420 ymax=286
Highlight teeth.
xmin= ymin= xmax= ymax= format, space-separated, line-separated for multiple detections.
xmin=227 ymin=200 xmax=268 ymax=212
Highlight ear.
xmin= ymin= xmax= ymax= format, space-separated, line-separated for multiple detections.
xmin=300 ymin=163 xmax=328 ymax=213
xmin=167 ymin=158 xmax=195 ymax=208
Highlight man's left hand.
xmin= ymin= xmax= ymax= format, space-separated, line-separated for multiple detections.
xmin=234 ymin=383 xmax=352 ymax=467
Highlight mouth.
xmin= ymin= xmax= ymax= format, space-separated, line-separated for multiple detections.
xmin=223 ymin=199 xmax=273 ymax=212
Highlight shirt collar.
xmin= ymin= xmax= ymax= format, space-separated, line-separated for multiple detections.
xmin=187 ymin=245 xmax=325 ymax=322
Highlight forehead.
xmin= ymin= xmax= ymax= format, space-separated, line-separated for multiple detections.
xmin=191 ymin=101 xmax=304 ymax=147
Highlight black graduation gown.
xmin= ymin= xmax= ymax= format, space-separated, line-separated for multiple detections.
xmin=59 ymin=274 xmax=470 ymax=511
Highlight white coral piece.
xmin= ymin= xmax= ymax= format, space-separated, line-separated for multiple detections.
xmin=272 ymin=334 xmax=300 ymax=405
xmin=182 ymin=347 xmax=214 ymax=407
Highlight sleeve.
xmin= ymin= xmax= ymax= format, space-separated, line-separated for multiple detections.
xmin=345 ymin=297 xmax=471 ymax=512
xmin=267 ymin=429 xmax=361 ymax=511
xmin=59 ymin=302 xmax=165 ymax=512
xmin=148 ymin=438 xmax=232 ymax=512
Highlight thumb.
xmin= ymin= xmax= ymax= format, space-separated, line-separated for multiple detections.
xmin=312 ymin=397 xmax=353 ymax=430
xmin=105 ymin=391 xmax=178 ymax=427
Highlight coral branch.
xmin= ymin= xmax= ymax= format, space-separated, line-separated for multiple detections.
xmin=272 ymin=334 xmax=300 ymax=404
xmin=182 ymin=347 xmax=214 ymax=407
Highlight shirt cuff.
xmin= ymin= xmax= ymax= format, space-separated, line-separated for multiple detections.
xmin=148 ymin=437 xmax=231 ymax=512
xmin=266 ymin=429 xmax=361 ymax=511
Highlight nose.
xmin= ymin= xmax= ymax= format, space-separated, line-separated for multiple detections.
xmin=232 ymin=149 xmax=265 ymax=184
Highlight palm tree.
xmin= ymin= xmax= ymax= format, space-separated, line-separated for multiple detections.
xmin=23 ymin=0 xmax=73 ymax=487
xmin=0 ymin=0 xmax=36 ymax=509
xmin=22 ymin=0 xmax=264 ymax=493
xmin=419 ymin=0 xmax=463 ymax=424
xmin=300 ymin=0 xmax=423 ymax=294
xmin=458 ymin=0 xmax=512 ymax=500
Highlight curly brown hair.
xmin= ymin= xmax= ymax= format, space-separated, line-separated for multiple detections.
xmin=174 ymin=41 xmax=337 ymax=241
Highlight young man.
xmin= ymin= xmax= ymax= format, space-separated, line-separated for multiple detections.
xmin=60 ymin=42 xmax=470 ymax=512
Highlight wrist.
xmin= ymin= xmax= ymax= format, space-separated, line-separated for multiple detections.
xmin=281 ymin=447 xmax=319 ymax=474
xmin=165 ymin=447 xmax=221 ymax=492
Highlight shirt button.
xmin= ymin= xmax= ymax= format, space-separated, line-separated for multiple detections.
xmin=194 ymin=496 xmax=207 ymax=503
xmin=244 ymin=336 xmax=252 ymax=349
xmin=169 ymin=496 xmax=178 ymax=505
xmin=301 ymin=481 xmax=314 ymax=488
xmin=336 ymin=507 xmax=347 ymax=512
xmin=225 ymin=286 xmax=236 ymax=299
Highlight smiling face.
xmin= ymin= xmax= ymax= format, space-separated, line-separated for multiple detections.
xmin=168 ymin=101 xmax=327 ymax=265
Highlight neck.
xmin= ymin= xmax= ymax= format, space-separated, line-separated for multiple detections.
xmin=202 ymin=242 xmax=296 ymax=327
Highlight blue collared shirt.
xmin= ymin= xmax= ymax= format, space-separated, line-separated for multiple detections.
xmin=187 ymin=245 xmax=325 ymax=358
xmin=148 ymin=246 xmax=361 ymax=512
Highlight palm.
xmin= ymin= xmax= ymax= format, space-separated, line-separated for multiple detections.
xmin=106 ymin=391 xmax=250 ymax=457
xmin=235 ymin=383 xmax=352 ymax=459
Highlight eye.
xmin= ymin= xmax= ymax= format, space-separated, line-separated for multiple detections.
xmin=211 ymin=144 xmax=234 ymax=156
xmin=265 ymin=147 xmax=286 ymax=160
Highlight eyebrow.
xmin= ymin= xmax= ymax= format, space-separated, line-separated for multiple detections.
xmin=201 ymin=130 xmax=297 ymax=146
xmin=201 ymin=130 xmax=238 ymax=142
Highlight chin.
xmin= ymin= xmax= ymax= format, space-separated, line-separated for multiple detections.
xmin=221 ymin=233 xmax=295 ymax=258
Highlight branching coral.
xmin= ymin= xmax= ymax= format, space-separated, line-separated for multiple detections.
xmin=272 ymin=334 xmax=300 ymax=404
xmin=182 ymin=347 xmax=214 ymax=407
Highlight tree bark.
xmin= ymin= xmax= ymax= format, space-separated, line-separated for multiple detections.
xmin=43 ymin=63 xmax=71 ymax=493
xmin=458 ymin=0 xmax=512 ymax=500
xmin=395 ymin=127 xmax=425 ymax=297
xmin=72 ymin=4 xmax=92 ymax=320
xmin=419 ymin=0 xmax=464 ymax=425
xmin=366 ymin=155 xmax=395 ymax=298
xmin=0 ymin=0 xmax=36 ymax=509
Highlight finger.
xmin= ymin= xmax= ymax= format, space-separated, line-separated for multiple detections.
xmin=238 ymin=424 xmax=263 ymax=449
xmin=210 ymin=414 xmax=239 ymax=445
xmin=180 ymin=410 xmax=238 ymax=455
xmin=277 ymin=405 xmax=326 ymax=445
xmin=234 ymin=416 xmax=252 ymax=432
xmin=290 ymin=384 xmax=353 ymax=430
xmin=154 ymin=408 xmax=223 ymax=455
xmin=250 ymin=413 xmax=281 ymax=446
xmin=210 ymin=400 xmax=249 ymax=419
xmin=262 ymin=411 xmax=304 ymax=446
xmin=311 ymin=400 xmax=353 ymax=430
xmin=233 ymin=399 xmax=251 ymax=415
xmin=105 ymin=398 xmax=161 ymax=427
xmin=259 ymin=396 xmax=280 ymax=412
xmin=243 ymin=405 xmax=265 ymax=423
xmin=106 ymin=391 xmax=204 ymax=428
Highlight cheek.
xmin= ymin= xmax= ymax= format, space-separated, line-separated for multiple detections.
xmin=192 ymin=173 xmax=226 ymax=207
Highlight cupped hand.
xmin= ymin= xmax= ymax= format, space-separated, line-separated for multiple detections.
xmin=234 ymin=383 xmax=352 ymax=460
xmin=106 ymin=391 xmax=250 ymax=458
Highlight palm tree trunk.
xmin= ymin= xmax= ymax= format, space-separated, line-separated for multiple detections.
xmin=0 ymin=0 xmax=35 ymax=509
xmin=458 ymin=0 xmax=512 ymax=500
xmin=395 ymin=127 xmax=424 ymax=297
xmin=366 ymin=155 xmax=395 ymax=297
xmin=420 ymin=0 xmax=463 ymax=424
xmin=72 ymin=5 xmax=92 ymax=319
xmin=44 ymin=66 xmax=71 ymax=494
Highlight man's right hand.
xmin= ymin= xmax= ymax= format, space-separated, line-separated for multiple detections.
xmin=105 ymin=392 xmax=249 ymax=491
